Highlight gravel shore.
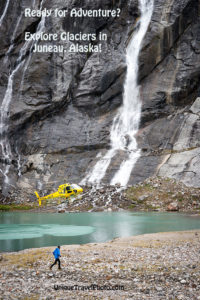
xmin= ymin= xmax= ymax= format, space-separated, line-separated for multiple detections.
xmin=1 ymin=230 xmax=200 ymax=299
xmin=1 ymin=177 xmax=200 ymax=215
xmin=23 ymin=177 xmax=200 ymax=214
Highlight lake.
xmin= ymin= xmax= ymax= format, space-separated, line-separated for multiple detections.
xmin=1 ymin=211 xmax=200 ymax=252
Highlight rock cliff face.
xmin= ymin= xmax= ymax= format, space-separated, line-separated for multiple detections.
xmin=134 ymin=0 xmax=200 ymax=188
xmin=0 ymin=0 xmax=200 ymax=197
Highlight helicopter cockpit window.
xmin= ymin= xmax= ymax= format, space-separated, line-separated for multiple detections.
xmin=66 ymin=186 xmax=72 ymax=193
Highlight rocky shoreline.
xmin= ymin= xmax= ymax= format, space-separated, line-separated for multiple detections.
xmin=14 ymin=176 xmax=199 ymax=214
xmin=0 ymin=177 xmax=200 ymax=214
xmin=0 ymin=230 xmax=200 ymax=299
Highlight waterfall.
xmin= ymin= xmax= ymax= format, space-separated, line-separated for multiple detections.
xmin=0 ymin=0 xmax=46 ymax=184
xmin=0 ymin=0 xmax=10 ymax=27
xmin=81 ymin=0 xmax=154 ymax=187
xmin=4 ymin=13 xmax=23 ymax=63
xmin=0 ymin=59 xmax=26 ymax=184
xmin=15 ymin=146 xmax=22 ymax=177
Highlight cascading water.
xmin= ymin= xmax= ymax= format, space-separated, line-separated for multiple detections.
xmin=81 ymin=0 xmax=154 ymax=187
xmin=0 ymin=0 xmax=46 ymax=185
xmin=0 ymin=0 xmax=10 ymax=27
xmin=4 ymin=13 xmax=23 ymax=64
xmin=0 ymin=61 xmax=25 ymax=184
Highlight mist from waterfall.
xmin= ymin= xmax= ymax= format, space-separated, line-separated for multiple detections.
xmin=81 ymin=0 xmax=154 ymax=187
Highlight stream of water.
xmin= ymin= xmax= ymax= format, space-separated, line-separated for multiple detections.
xmin=0 ymin=0 xmax=45 ymax=186
xmin=0 ymin=0 xmax=10 ymax=27
xmin=82 ymin=0 xmax=154 ymax=187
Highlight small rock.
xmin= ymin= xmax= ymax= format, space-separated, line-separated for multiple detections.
xmin=167 ymin=202 xmax=179 ymax=211
xmin=180 ymin=279 xmax=186 ymax=284
xmin=153 ymin=184 xmax=159 ymax=188
xmin=138 ymin=195 xmax=148 ymax=201
xmin=144 ymin=288 xmax=150 ymax=294
xmin=155 ymin=286 xmax=163 ymax=292
xmin=58 ymin=209 xmax=65 ymax=213
xmin=192 ymin=264 xmax=196 ymax=269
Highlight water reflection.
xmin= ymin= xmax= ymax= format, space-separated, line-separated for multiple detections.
xmin=0 ymin=212 xmax=200 ymax=252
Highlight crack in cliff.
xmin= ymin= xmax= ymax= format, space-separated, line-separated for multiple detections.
xmin=139 ymin=20 xmax=193 ymax=83
xmin=8 ymin=94 xmax=71 ymax=142
xmin=180 ymin=150 xmax=200 ymax=177
xmin=182 ymin=170 xmax=196 ymax=175
xmin=99 ymin=91 xmax=122 ymax=107
xmin=72 ymin=13 xmax=128 ymax=110
xmin=42 ymin=143 xmax=108 ymax=155
xmin=171 ymin=54 xmax=186 ymax=66
xmin=0 ymin=18 xmax=41 ymax=61
xmin=75 ymin=69 xmax=125 ymax=101
xmin=145 ymin=146 xmax=200 ymax=158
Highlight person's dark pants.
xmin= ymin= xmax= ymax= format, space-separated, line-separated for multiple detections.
xmin=50 ymin=258 xmax=61 ymax=269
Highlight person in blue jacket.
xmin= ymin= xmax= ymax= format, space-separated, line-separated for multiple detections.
xmin=50 ymin=246 xmax=61 ymax=270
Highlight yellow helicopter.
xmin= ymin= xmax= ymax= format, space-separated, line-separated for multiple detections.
xmin=35 ymin=183 xmax=83 ymax=206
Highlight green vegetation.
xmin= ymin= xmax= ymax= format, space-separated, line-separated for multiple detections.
xmin=145 ymin=205 xmax=160 ymax=210
xmin=126 ymin=183 xmax=153 ymax=196
xmin=128 ymin=204 xmax=136 ymax=209
xmin=86 ymin=205 xmax=94 ymax=211
xmin=125 ymin=176 xmax=200 ymax=212
xmin=0 ymin=205 xmax=10 ymax=211
xmin=0 ymin=204 xmax=35 ymax=211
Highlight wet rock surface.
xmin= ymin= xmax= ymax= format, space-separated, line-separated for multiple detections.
xmin=0 ymin=230 xmax=200 ymax=299
xmin=0 ymin=0 xmax=138 ymax=193
xmin=0 ymin=0 xmax=200 ymax=196
xmin=135 ymin=97 xmax=200 ymax=187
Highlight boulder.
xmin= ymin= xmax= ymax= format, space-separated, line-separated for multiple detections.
xmin=167 ymin=202 xmax=179 ymax=211
xmin=138 ymin=195 xmax=148 ymax=202
xmin=58 ymin=209 xmax=65 ymax=213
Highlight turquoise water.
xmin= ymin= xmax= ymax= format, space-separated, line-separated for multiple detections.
xmin=0 ymin=212 xmax=200 ymax=252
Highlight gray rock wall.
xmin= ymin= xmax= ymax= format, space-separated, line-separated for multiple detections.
xmin=0 ymin=0 xmax=200 ymax=196
xmin=132 ymin=0 xmax=200 ymax=187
